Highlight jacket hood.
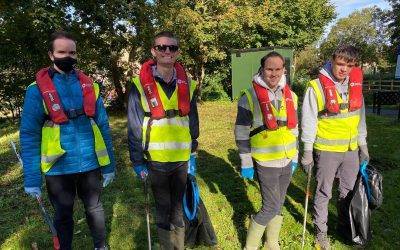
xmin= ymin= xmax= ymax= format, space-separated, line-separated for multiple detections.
xmin=320 ymin=61 xmax=349 ymax=84
xmin=253 ymin=73 xmax=286 ymax=90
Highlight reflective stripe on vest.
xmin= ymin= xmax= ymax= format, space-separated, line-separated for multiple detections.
xmin=29 ymin=82 xmax=110 ymax=172
xmin=309 ymin=79 xmax=361 ymax=152
xmin=132 ymin=77 xmax=197 ymax=162
xmin=40 ymin=120 xmax=66 ymax=173
xmin=242 ymin=87 xmax=298 ymax=162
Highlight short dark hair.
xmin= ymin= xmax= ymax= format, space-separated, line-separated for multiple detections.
xmin=332 ymin=44 xmax=359 ymax=63
xmin=48 ymin=31 xmax=76 ymax=52
xmin=153 ymin=31 xmax=179 ymax=46
xmin=259 ymin=51 xmax=285 ymax=73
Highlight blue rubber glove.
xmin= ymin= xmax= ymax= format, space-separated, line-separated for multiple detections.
xmin=241 ymin=167 xmax=254 ymax=180
xmin=102 ymin=172 xmax=115 ymax=187
xmin=291 ymin=161 xmax=298 ymax=174
xmin=133 ymin=164 xmax=148 ymax=180
xmin=188 ymin=153 xmax=197 ymax=176
xmin=24 ymin=187 xmax=41 ymax=198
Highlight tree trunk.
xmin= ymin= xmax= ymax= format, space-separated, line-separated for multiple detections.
xmin=8 ymin=101 xmax=15 ymax=119
xmin=196 ymin=62 xmax=205 ymax=101
xmin=110 ymin=56 xmax=126 ymax=110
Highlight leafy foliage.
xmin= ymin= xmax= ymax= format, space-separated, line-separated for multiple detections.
xmin=319 ymin=7 xmax=391 ymax=66
xmin=0 ymin=0 xmax=336 ymax=114
xmin=155 ymin=0 xmax=335 ymax=100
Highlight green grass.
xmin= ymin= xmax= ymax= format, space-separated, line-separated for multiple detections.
xmin=0 ymin=102 xmax=399 ymax=249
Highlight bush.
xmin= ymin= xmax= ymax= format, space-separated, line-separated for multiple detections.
xmin=291 ymin=70 xmax=311 ymax=101
xmin=201 ymin=71 xmax=230 ymax=101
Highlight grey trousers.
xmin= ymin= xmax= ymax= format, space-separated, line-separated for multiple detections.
xmin=253 ymin=163 xmax=292 ymax=226
xmin=312 ymin=149 xmax=359 ymax=233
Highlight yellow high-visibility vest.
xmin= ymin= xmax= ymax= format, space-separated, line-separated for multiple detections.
xmin=28 ymin=81 xmax=110 ymax=173
xmin=309 ymin=79 xmax=361 ymax=152
xmin=242 ymin=86 xmax=298 ymax=162
xmin=132 ymin=77 xmax=197 ymax=162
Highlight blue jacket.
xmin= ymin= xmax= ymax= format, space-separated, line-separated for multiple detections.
xmin=20 ymin=69 xmax=115 ymax=188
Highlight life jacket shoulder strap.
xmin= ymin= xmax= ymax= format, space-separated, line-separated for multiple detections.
xmin=252 ymin=82 xmax=297 ymax=130
xmin=29 ymin=81 xmax=100 ymax=116
xmin=138 ymin=60 xmax=192 ymax=119
xmin=35 ymin=68 xmax=97 ymax=123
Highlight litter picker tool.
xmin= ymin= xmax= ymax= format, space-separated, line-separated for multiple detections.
xmin=301 ymin=169 xmax=312 ymax=250
xmin=37 ymin=196 xmax=60 ymax=250
xmin=143 ymin=177 xmax=152 ymax=250
xmin=10 ymin=141 xmax=60 ymax=250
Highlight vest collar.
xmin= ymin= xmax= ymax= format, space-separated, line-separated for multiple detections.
xmin=152 ymin=65 xmax=177 ymax=85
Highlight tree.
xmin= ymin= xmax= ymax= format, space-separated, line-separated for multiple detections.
xmin=59 ymin=0 xmax=154 ymax=109
xmin=319 ymin=7 xmax=391 ymax=68
xmin=154 ymin=0 xmax=335 ymax=99
xmin=0 ymin=1 xmax=155 ymax=114
xmin=388 ymin=0 xmax=400 ymax=48
xmin=0 ymin=0 xmax=66 ymax=118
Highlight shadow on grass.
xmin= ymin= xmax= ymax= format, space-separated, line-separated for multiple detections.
xmin=285 ymin=181 xmax=315 ymax=235
xmin=198 ymin=149 xmax=256 ymax=247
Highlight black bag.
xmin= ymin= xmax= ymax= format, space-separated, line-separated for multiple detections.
xmin=183 ymin=175 xmax=218 ymax=248
xmin=348 ymin=173 xmax=372 ymax=246
xmin=361 ymin=165 xmax=383 ymax=210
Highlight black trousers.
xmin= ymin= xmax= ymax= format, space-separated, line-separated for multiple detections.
xmin=149 ymin=163 xmax=188 ymax=230
xmin=45 ymin=168 xmax=105 ymax=250
xmin=253 ymin=163 xmax=292 ymax=226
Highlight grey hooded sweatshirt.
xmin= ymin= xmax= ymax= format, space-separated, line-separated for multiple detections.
xmin=301 ymin=63 xmax=367 ymax=151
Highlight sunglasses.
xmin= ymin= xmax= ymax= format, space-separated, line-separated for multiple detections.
xmin=153 ymin=44 xmax=179 ymax=52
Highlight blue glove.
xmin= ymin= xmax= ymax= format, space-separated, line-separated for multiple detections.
xmin=24 ymin=187 xmax=41 ymax=198
xmin=291 ymin=161 xmax=298 ymax=174
xmin=102 ymin=172 xmax=115 ymax=187
xmin=188 ymin=153 xmax=197 ymax=176
xmin=241 ymin=167 xmax=254 ymax=180
xmin=133 ymin=164 xmax=148 ymax=180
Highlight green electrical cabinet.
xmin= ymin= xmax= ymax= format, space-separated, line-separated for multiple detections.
xmin=231 ymin=47 xmax=294 ymax=99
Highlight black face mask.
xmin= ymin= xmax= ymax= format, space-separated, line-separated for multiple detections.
xmin=53 ymin=56 xmax=77 ymax=73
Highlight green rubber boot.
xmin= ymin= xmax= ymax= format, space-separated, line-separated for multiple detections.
xmin=244 ymin=217 xmax=267 ymax=250
xmin=157 ymin=227 xmax=174 ymax=250
xmin=264 ymin=215 xmax=283 ymax=250
xmin=173 ymin=226 xmax=185 ymax=250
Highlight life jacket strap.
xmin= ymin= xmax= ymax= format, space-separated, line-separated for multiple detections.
xmin=249 ymin=122 xmax=288 ymax=137
xmin=144 ymin=109 xmax=180 ymax=118
xmin=65 ymin=108 xmax=85 ymax=119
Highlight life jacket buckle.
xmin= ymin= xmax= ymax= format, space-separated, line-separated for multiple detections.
xmin=66 ymin=108 xmax=84 ymax=119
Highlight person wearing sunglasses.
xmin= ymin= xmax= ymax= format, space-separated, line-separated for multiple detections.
xmin=127 ymin=31 xmax=199 ymax=249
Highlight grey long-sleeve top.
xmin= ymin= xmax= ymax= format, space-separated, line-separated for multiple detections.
xmin=127 ymin=68 xmax=199 ymax=171
xmin=301 ymin=68 xmax=367 ymax=151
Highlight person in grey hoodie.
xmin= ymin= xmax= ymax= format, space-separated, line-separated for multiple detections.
xmin=300 ymin=45 xmax=368 ymax=250
xmin=235 ymin=51 xmax=299 ymax=250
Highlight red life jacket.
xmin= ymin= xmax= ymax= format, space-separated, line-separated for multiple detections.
xmin=139 ymin=59 xmax=190 ymax=119
xmin=318 ymin=67 xmax=363 ymax=113
xmin=253 ymin=82 xmax=297 ymax=130
xmin=35 ymin=67 xmax=97 ymax=124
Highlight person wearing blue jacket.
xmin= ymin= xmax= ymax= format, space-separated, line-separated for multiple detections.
xmin=20 ymin=31 xmax=115 ymax=250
